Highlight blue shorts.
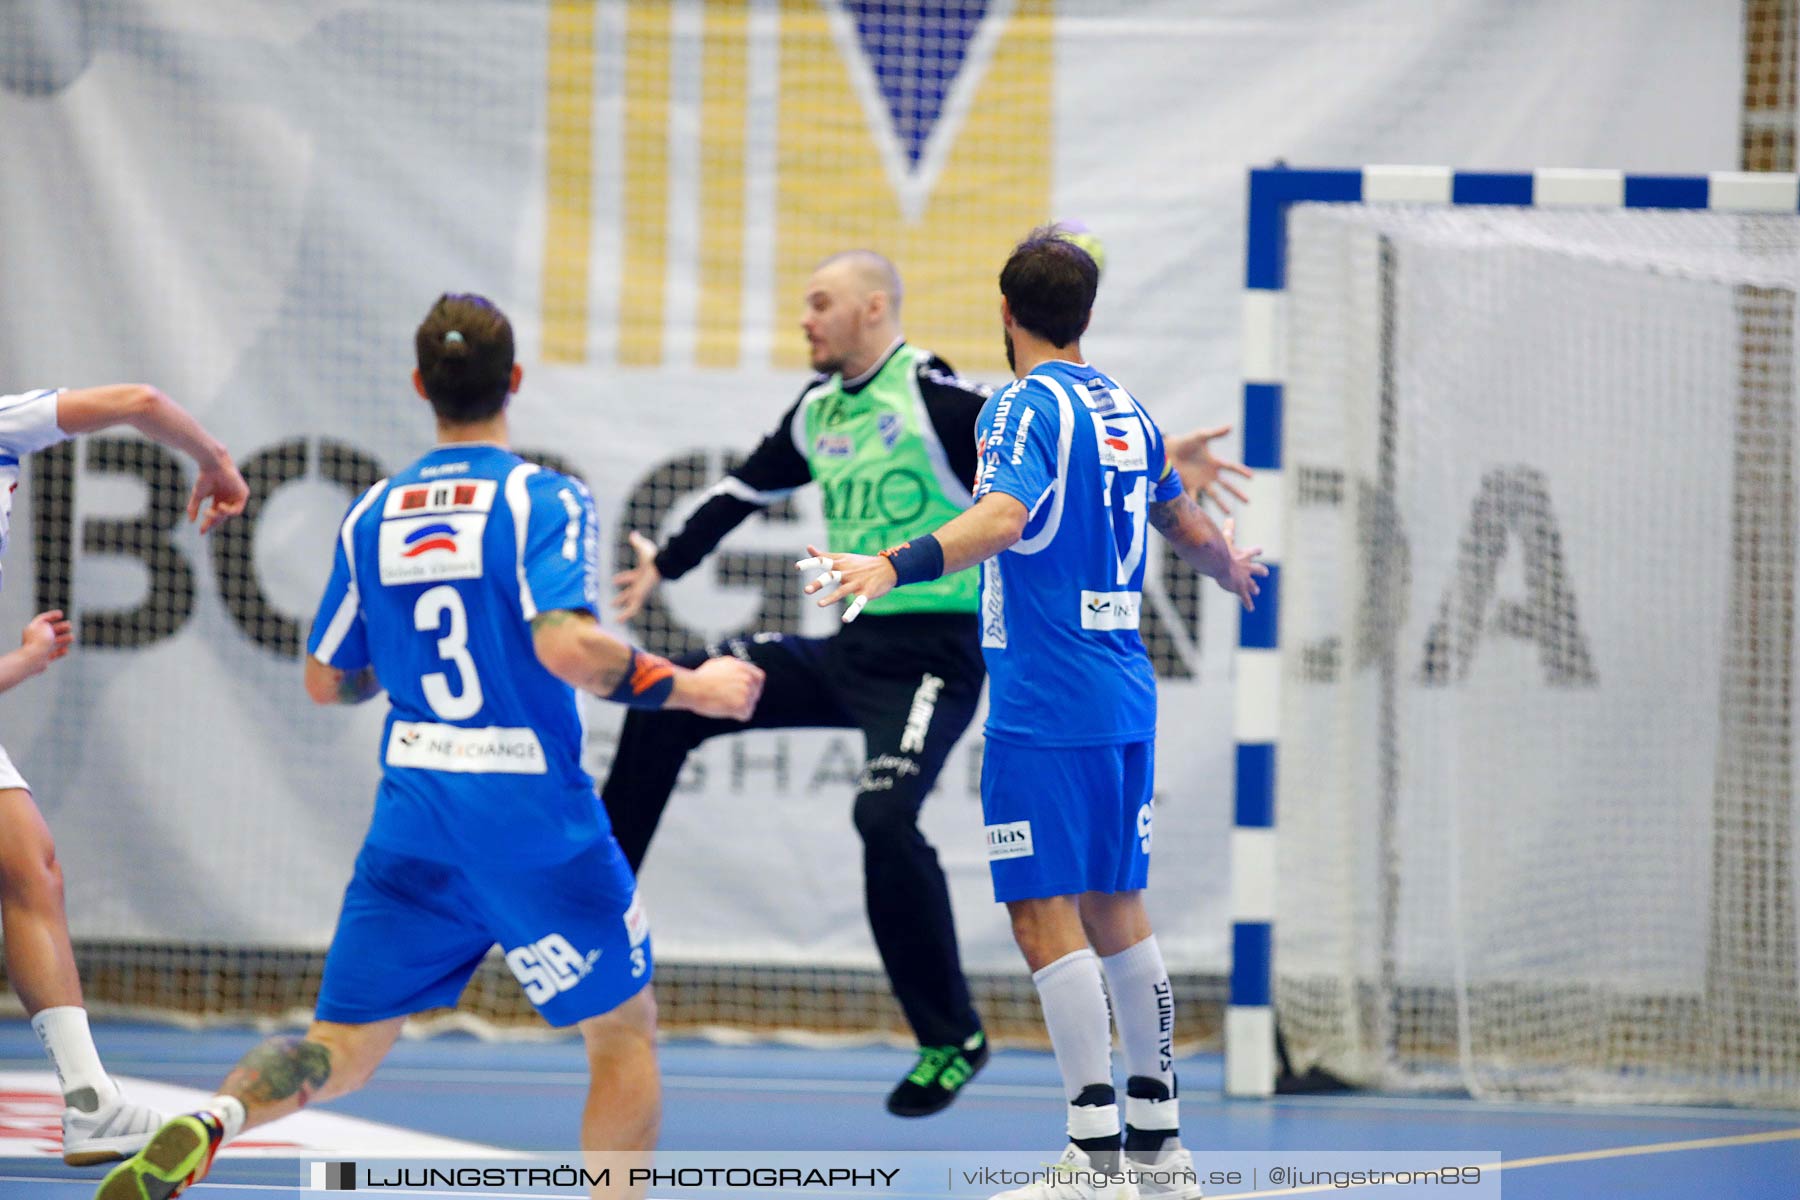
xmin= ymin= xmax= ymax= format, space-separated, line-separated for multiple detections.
xmin=315 ymin=838 xmax=652 ymax=1028
xmin=981 ymin=738 xmax=1154 ymax=902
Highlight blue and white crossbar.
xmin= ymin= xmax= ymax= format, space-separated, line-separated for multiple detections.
xmin=1225 ymin=164 xmax=1800 ymax=1099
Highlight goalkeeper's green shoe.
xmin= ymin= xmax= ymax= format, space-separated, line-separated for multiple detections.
xmin=93 ymin=1113 xmax=223 ymax=1200
xmin=887 ymin=1030 xmax=989 ymax=1116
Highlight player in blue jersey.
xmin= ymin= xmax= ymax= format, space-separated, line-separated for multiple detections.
xmin=0 ymin=385 xmax=246 ymax=1167
xmin=96 ymin=295 xmax=764 ymax=1200
xmin=801 ymin=233 xmax=1264 ymax=1200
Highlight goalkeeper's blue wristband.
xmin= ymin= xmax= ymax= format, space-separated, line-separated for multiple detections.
xmin=607 ymin=647 xmax=677 ymax=709
xmin=880 ymin=533 xmax=944 ymax=587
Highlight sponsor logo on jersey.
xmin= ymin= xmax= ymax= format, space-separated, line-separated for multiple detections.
xmin=1077 ymin=381 xmax=1124 ymax=415
xmin=379 ymin=513 xmax=488 ymax=584
xmin=382 ymin=479 xmax=497 ymax=517
xmin=878 ymin=411 xmax=903 ymax=451
xmin=1095 ymin=414 xmax=1148 ymax=472
xmin=985 ymin=820 xmax=1034 ymax=860
xmin=400 ymin=521 xmax=459 ymax=557
xmin=986 ymin=384 xmax=1020 ymax=449
xmin=815 ymin=433 xmax=855 ymax=459
xmin=505 ymin=932 xmax=601 ymax=1005
xmin=384 ymin=722 xmax=548 ymax=774
xmin=556 ymin=487 xmax=583 ymax=561
xmin=1010 ymin=407 xmax=1036 ymax=465
xmin=1080 ymin=589 xmax=1142 ymax=631
xmin=973 ymin=449 xmax=1001 ymax=496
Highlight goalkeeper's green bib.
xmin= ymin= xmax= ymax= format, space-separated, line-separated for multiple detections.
xmin=802 ymin=345 xmax=977 ymax=617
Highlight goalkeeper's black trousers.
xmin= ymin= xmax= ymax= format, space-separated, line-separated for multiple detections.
xmin=601 ymin=611 xmax=985 ymax=1048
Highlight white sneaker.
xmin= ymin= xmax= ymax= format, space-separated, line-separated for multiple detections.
xmin=62 ymin=1090 xmax=165 ymax=1166
xmin=1131 ymin=1145 xmax=1204 ymax=1199
xmin=990 ymin=1144 xmax=1140 ymax=1200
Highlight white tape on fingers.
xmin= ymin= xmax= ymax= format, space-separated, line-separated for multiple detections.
xmin=795 ymin=555 xmax=830 ymax=572
xmin=843 ymin=595 xmax=868 ymax=623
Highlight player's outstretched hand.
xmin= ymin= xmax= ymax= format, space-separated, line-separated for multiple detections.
xmin=611 ymin=530 xmax=662 ymax=621
xmin=796 ymin=545 xmax=895 ymax=624
xmin=683 ymin=656 xmax=765 ymax=721
xmin=19 ymin=610 xmax=74 ymax=674
xmin=189 ymin=455 xmax=250 ymax=534
xmin=1216 ymin=518 xmax=1268 ymax=611
xmin=1167 ymin=423 xmax=1252 ymax=513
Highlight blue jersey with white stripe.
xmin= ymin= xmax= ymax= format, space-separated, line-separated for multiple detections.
xmin=972 ymin=362 xmax=1183 ymax=746
xmin=306 ymin=443 xmax=608 ymax=865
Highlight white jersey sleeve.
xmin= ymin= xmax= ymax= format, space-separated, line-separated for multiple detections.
xmin=0 ymin=389 xmax=74 ymax=591
xmin=0 ymin=390 xmax=71 ymax=457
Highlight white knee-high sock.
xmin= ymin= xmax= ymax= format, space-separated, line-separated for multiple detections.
xmin=1100 ymin=936 xmax=1175 ymax=1089
xmin=1032 ymin=948 xmax=1118 ymax=1152
xmin=30 ymin=1007 xmax=117 ymax=1111
xmin=1101 ymin=936 xmax=1181 ymax=1153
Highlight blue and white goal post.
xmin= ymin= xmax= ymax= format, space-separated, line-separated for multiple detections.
xmin=1223 ymin=162 xmax=1800 ymax=1099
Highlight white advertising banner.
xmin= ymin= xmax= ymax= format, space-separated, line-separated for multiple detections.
xmin=0 ymin=0 xmax=1738 ymax=972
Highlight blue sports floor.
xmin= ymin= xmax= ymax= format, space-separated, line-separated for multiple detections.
xmin=2 ymin=1020 xmax=1796 ymax=1197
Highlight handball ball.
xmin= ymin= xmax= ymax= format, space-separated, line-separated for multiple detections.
xmin=1053 ymin=220 xmax=1106 ymax=277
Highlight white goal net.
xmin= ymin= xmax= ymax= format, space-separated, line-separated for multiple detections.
xmin=1277 ymin=201 xmax=1800 ymax=1104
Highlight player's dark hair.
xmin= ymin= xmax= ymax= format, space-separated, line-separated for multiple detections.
xmin=415 ymin=293 xmax=514 ymax=423
xmin=999 ymin=228 xmax=1098 ymax=349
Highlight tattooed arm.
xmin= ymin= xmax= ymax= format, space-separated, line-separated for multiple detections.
xmin=530 ymin=609 xmax=764 ymax=721
xmin=1146 ymin=490 xmax=1267 ymax=610
xmin=303 ymin=657 xmax=382 ymax=706
xmin=530 ymin=609 xmax=639 ymax=694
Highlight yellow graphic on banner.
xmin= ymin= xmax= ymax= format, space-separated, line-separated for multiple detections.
xmin=538 ymin=1 xmax=1052 ymax=373
xmin=698 ymin=1 xmax=751 ymax=368
xmin=539 ymin=0 xmax=596 ymax=365
xmin=620 ymin=1 xmax=674 ymax=367
xmin=774 ymin=0 xmax=1053 ymax=375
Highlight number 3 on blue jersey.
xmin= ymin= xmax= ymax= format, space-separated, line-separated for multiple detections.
xmin=415 ymin=585 xmax=483 ymax=719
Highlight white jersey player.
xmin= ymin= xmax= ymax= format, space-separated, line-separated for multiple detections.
xmin=0 ymin=385 xmax=246 ymax=1164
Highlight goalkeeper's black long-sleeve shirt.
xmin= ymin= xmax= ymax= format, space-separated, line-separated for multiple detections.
xmin=653 ymin=343 xmax=992 ymax=580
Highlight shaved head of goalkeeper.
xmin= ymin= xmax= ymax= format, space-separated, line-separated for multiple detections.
xmin=801 ymin=249 xmax=905 ymax=379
